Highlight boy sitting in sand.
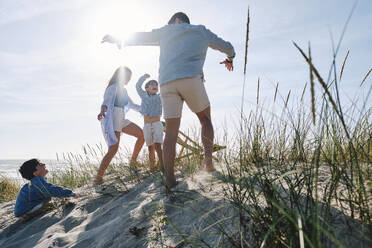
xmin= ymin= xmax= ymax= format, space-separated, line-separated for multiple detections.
xmin=136 ymin=74 xmax=164 ymax=171
xmin=14 ymin=159 xmax=78 ymax=219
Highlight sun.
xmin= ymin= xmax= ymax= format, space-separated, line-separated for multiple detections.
xmin=84 ymin=2 xmax=150 ymax=43
xmin=77 ymin=1 xmax=160 ymax=84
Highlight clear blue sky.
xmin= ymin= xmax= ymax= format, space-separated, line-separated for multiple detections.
xmin=0 ymin=0 xmax=371 ymax=159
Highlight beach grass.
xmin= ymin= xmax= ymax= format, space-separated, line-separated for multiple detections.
xmin=0 ymin=174 xmax=20 ymax=203
xmin=1 ymin=84 xmax=370 ymax=247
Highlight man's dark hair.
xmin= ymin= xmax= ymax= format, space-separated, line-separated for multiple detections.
xmin=19 ymin=158 xmax=40 ymax=180
xmin=145 ymin=80 xmax=158 ymax=89
xmin=168 ymin=12 xmax=190 ymax=25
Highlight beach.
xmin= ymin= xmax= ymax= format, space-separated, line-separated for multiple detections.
xmin=0 ymin=168 xmax=237 ymax=248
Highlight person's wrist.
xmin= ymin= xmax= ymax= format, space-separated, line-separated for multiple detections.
xmin=227 ymin=54 xmax=235 ymax=62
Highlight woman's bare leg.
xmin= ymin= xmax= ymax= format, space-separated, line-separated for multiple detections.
xmin=122 ymin=123 xmax=145 ymax=163
xmin=96 ymin=132 xmax=121 ymax=179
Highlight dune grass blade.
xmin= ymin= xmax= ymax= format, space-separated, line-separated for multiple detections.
xmin=360 ymin=68 xmax=372 ymax=86
xmin=301 ymin=82 xmax=307 ymax=102
xmin=257 ymin=77 xmax=260 ymax=105
xmin=339 ymin=50 xmax=350 ymax=81
xmin=308 ymin=43 xmax=316 ymax=125
xmin=285 ymin=90 xmax=291 ymax=108
xmin=243 ymin=7 xmax=250 ymax=75
xmin=293 ymin=41 xmax=349 ymax=138
xmin=274 ymin=82 xmax=279 ymax=102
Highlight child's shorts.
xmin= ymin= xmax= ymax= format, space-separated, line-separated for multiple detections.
xmin=113 ymin=107 xmax=132 ymax=132
xmin=143 ymin=121 xmax=163 ymax=146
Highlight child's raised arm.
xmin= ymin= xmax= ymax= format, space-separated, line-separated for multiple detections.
xmin=136 ymin=74 xmax=150 ymax=98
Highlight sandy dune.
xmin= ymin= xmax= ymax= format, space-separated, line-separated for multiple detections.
xmin=0 ymin=170 xmax=236 ymax=248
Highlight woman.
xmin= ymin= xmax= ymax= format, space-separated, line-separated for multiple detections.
xmin=94 ymin=66 xmax=144 ymax=185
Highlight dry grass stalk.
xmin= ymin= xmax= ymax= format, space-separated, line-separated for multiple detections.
xmin=285 ymin=90 xmax=291 ymax=108
xmin=308 ymin=43 xmax=316 ymax=125
xmin=243 ymin=7 xmax=250 ymax=75
xmin=257 ymin=77 xmax=260 ymax=105
xmin=274 ymin=82 xmax=279 ymax=103
xmin=301 ymin=82 xmax=308 ymax=102
xmin=327 ymin=79 xmax=335 ymax=90
xmin=339 ymin=50 xmax=350 ymax=81
xmin=360 ymin=67 xmax=372 ymax=86
xmin=293 ymin=41 xmax=348 ymax=135
xmin=241 ymin=6 xmax=250 ymax=127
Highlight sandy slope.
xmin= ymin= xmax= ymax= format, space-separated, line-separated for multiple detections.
xmin=0 ymin=170 xmax=236 ymax=248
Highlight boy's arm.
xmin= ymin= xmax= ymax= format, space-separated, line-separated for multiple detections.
xmin=102 ymin=28 xmax=164 ymax=49
xmin=136 ymin=74 xmax=150 ymax=98
xmin=37 ymin=177 xmax=75 ymax=198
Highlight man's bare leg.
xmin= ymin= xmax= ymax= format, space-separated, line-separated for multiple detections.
xmin=196 ymin=106 xmax=215 ymax=172
xmin=163 ymin=118 xmax=180 ymax=188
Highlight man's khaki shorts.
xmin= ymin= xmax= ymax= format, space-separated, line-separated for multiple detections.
xmin=160 ymin=75 xmax=210 ymax=119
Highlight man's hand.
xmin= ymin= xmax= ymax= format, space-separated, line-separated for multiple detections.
xmin=102 ymin=35 xmax=121 ymax=49
xmin=220 ymin=59 xmax=234 ymax=71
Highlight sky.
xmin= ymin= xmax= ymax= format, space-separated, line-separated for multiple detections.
xmin=0 ymin=0 xmax=371 ymax=159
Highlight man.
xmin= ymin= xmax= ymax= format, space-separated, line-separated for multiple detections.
xmin=102 ymin=12 xmax=235 ymax=189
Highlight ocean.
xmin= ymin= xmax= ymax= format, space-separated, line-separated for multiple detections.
xmin=0 ymin=159 xmax=65 ymax=181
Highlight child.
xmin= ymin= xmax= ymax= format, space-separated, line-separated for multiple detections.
xmin=14 ymin=159 xmax=78 ymax=218
xmin=136 ymin=74 xmax=164 ymax=171
xmin=95 ymin=66 xmax=144 ymax=185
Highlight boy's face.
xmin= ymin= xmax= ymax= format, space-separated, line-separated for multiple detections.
xmin=33 ymin=162 xmax=49 ymax=178
xmin=146 ymin=83 xmax=158 ymax=95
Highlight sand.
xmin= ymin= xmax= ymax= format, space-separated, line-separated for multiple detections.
xmin=0 ymin=170 xmax=237 ymax=248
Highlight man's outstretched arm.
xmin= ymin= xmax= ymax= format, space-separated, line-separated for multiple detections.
xmin=102 ymin=28 xmax=163 ymax=49
xmin=205 ymin=27 xmax=235 ymax=71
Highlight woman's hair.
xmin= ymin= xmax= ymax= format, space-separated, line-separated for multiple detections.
xmin=19 ymin=158 xmax=40 ymax=180
xmin=107 ymin=66 xmax=132 ymax=87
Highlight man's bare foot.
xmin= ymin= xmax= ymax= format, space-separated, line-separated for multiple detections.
xmin=93 ymin=175 xmax=104 ymax=185
xmin=204 ymin=166 xmax=216 ymax=172
xmin=165 ymin=178 xmax=178 ymax=190
xmin=129 ymin=160 xmax=142 ymax=168
xmin=204 ymin=158 xmax=215 ymax=172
